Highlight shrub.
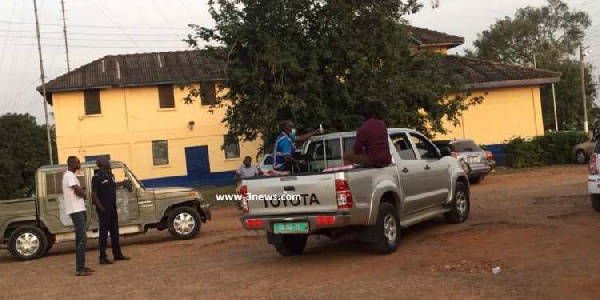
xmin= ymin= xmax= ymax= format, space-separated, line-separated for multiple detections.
xmin=504 ymin=131 xmax=589 ymax=168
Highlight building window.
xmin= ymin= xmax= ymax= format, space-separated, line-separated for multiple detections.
xmin=85 ymin=154 xmax=111 ymax=163
xmin=223 ymin=135 xmax=240 ymax=159
xmin=200 ymin=82 xmax=216 ymax=106
xmin=158 ymin=84 xmax=175 ymax=109
xmin=84 ymin=89 xmax=101 ymax=115
xmin=152 ymin=140 xmax=169 ymax=166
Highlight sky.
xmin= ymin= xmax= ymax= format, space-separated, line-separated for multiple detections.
xmin=0 ymin=0 xmax=598 ymax=124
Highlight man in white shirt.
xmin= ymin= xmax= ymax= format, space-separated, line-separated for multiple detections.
xmin=62 ymin=156 xmax=94 ymax=276
xmin=234 ymin=156 xmax=262 ymax=183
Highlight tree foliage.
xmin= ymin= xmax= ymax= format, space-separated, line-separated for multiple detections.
xmin=466 ymin=0 xmax=595 ymax=131
xmin=0 ymin=114 xmax=57 ymax=200
xmin=466 ymin=0 xmax=590 ymax=65
xmin=187 ymin=0 xmax=479 ymax=147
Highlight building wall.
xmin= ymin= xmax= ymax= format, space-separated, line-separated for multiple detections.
xmin=436 ymin=85 xmax=545 ymax=145
xmin=52 ymin=84 xmax=262 ymax=186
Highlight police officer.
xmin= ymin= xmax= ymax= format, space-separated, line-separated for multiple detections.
xmin=273 ymin=120 xmax=320 ymax=171
xmin=92 ymin=157 xmax=130 ymax=265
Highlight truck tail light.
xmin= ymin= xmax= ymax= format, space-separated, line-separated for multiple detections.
xmin=589 ymin=155 xmax=598 ymax=175
xmin=335 ymin=179 xmax=353 ymax=209
xmin=485 ymin=150 xmax=494 ymax=161
xmin=316 ymin=216 xmax=336 ymax=225
xmin=239 ymin=185 xmax=249 ymax=213
xmin=245 ymin=219 xmax=263 ymax=229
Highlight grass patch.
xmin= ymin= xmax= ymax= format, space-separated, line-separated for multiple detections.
xmin=195 ymin=185 xmax=238 ymax=208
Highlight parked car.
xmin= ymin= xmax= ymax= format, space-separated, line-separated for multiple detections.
xmin=0 ymin=161 xmax=211 ymax=260
xmin=587 ymin=141 xmax=600 ymax=212
xmin=433 ymin=139 xmax=492 ymax=184
xmin=240 ymin=129 xmax=470 ymax=256
xmin=573 ymin=138 xmax=596 ymax=164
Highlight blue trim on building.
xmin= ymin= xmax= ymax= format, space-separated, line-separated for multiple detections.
xmin=142 ymin=170 xmax=236 ymax=188
xmin=485 ymin=144 xmax=508 ymax=166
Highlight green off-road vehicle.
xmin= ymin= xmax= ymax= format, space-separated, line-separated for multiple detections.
xmin=0 ymin=161 xmax=211 ymax=260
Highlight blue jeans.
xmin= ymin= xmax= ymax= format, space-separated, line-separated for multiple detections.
xmin=69 ymin=211 xmax=87 ymax=272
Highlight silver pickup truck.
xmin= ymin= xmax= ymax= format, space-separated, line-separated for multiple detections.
xmin=240 ymin=128 xmax=470 ymax=256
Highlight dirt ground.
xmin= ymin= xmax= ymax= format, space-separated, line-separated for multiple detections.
xmin=2 ymin=165 xmax=600 ymax=299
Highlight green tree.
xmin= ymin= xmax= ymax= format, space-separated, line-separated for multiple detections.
xmin=0 ymin=114 xmax=57 ymax=200
xmin=187 ymin=0 xmax=479 ymax=147
xmin=466 ymin=0 xmax=595 ymax=131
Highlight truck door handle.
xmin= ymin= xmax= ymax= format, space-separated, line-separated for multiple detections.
xmin=424 ymin=165 xmax=431 ymax=170
xmin=48 ymin=198 xmax=56 ymax=202
xmin=402 ymin=167 xmax=409 ymax=174
xmin=283 ymin=186 xmax=295 ymax=192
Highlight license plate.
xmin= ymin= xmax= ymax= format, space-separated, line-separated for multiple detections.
xmin=467 ymin=156 xmax=480 ymax=164
xmin=273 ymin=222 xmax=309 ymax=234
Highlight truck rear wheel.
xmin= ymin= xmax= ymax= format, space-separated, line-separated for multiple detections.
xmin=445 ymin=181 xmax=470 ymax=224
xmin=274 ymin=235 xmax=308 ymax=256
xmin=7 ymin=226 xmax=49 ymax=260
xmin=591 ymin=194 xmax=600 ymax=212
xmin=168 ymin=207 xmax=201 ymax=240
xmin=371 ymin=202 xmax=400 ymax=254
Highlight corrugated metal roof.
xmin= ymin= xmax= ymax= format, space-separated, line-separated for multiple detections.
xmin=41 ymin=50 xmax=226 ymax=95
xmin=407 ymin=25 xmax=464 ymax=48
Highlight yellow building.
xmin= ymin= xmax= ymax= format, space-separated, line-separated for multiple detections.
xmin=42 ymin=27 xmax=560 ymax=184
xmin=43 ymin=51 xmax=262 ymax=187
xmin=408 ymin=26 xmax=560 ymax=145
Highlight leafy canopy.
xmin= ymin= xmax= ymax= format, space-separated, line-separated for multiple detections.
xmin=0 ymin=114 xmax=57 ymax=200
xmin=466 ymin=0 xmax=595 ymax=131
xmin=188 ymin=0 xmax=478 ymax=147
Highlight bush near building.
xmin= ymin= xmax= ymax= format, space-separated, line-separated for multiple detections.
xmin=504 ymin=132 xmax=589 ymax=168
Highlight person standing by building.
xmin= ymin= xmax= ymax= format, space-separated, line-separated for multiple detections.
xmin=92 ymin=157 xmax=130 ymax=265
xmin=63 ymin=156 xmax=94 ymax=276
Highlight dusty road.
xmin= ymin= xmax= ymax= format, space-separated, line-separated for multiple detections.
xmin=2 ymin=165 xmax=600 ymax=299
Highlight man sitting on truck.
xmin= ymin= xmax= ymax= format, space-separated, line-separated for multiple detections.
xmin=273 ymin=120 xmax=319 ymax=171
xmin=343 ymin=102 xmax=392 ymax=168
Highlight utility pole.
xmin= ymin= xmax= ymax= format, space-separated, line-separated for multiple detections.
xmin=33 ymin=0 xmax=54 ymax=164
xmin=580 ymin=44 xmax=589 ymax=133
xmin=60 ymin=0 xmax=70 ymax=71
xmin=552 ymin=83 xmax=558 ymax=131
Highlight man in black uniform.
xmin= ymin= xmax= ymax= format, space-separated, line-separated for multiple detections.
xmin=92 ymin=157 xmax=130 ymax=265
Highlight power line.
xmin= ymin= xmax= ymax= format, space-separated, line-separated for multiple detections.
xmin=0 ymin=20 xmax=188 ymax=30
xmin=0 ymin=29 xmax=190 ymax=37
xmin=11 ymin=43 xmax=189 ymax=49
xmin=0 ymin=35 xmax=185 ymax=42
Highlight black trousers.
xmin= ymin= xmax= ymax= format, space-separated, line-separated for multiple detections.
xmin=98 ymin=210 xmax=123 ymax=260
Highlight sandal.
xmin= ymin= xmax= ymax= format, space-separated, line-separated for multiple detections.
xmin=76 ymin=270 xmax=93 ymax=276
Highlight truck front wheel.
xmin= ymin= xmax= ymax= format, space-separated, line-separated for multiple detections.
xmin=371 ymin=202 xmax=400 ymax=254
xmin=7 ymin=226 xmax=49 ymax=260
xmin=445 ymin=181 xmax=470 ymax=224
xmin=274 ymin=235 xmax=308 ymax=256
xmin=168 ymin=207 xmax=201 ymax=240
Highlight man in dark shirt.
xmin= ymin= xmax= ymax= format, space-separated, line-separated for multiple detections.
xmin=92 ymin=157 xmax=130 ymax=265
xmin=344 ymin=102 xmax=392 ymax=167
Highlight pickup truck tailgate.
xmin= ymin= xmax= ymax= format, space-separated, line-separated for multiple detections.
xmin=245 ymin=173 xmax=338 ymax=216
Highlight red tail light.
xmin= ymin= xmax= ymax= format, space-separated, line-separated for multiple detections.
xmin=485 ymin=150 xmax=494 ymax=161
xmin=316 ymin=216 xmax=336 ymax=225
xmin=335 ymin=179 xmax=353 ymax=209
xmin=239 ymin=185 xmax=249 ymax=213
xmin=451 ymin=152 xmax=459 ymax=158
xmin=245 ymin=219 xmax=263 ymax=229
xmin=589 ymin=155 xmax=598 ymax=175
